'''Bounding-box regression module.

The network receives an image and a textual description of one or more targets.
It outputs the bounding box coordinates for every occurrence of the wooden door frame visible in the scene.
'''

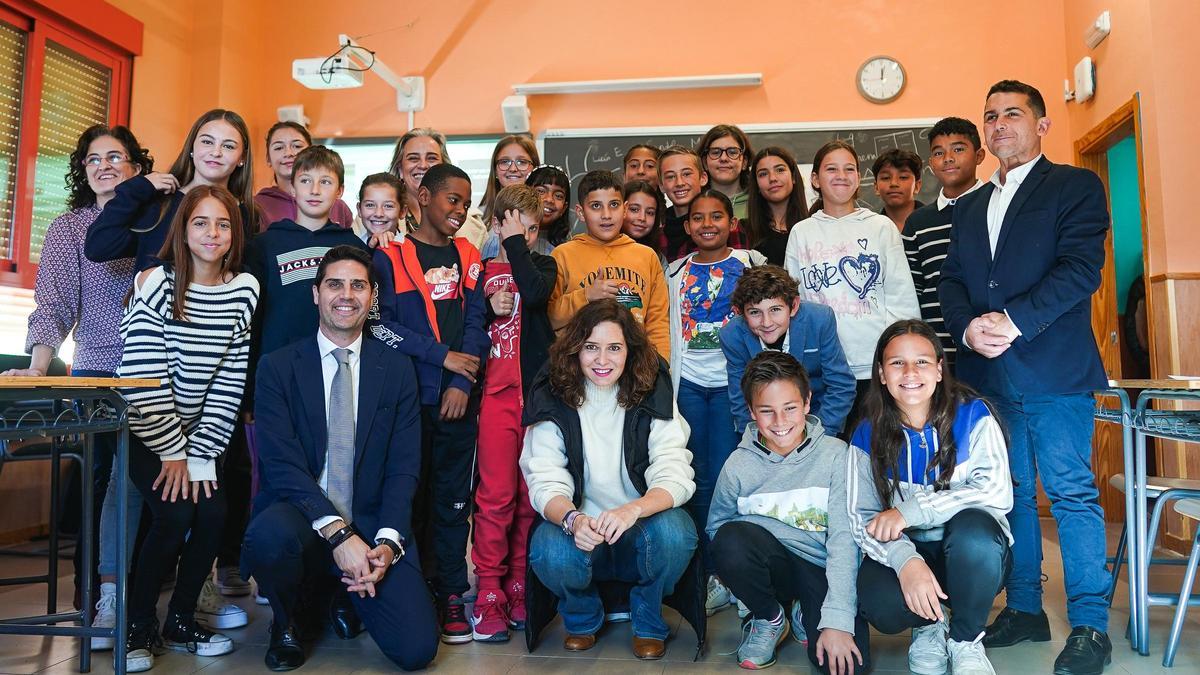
[1073,94,1153,521]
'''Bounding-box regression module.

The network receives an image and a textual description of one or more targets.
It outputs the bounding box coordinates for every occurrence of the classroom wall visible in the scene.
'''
[106,0,1075,190]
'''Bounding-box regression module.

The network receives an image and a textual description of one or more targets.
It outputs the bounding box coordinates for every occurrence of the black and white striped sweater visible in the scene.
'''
[119,266,259,481]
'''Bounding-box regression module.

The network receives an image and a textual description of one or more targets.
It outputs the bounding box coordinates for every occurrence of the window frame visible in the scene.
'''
[0,1,133,288]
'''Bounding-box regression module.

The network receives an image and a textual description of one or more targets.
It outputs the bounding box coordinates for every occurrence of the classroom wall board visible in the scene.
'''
[542,120,942,226]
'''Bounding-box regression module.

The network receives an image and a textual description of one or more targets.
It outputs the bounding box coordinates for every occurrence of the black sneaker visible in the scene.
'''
[439,594,472,644]
[983,606,1052,648]
[1053,626,1111,675]
[161,611,235,657]
[121,618,162,673]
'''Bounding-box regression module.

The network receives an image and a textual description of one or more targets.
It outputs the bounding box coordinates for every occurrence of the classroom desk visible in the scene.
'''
[1100,379,1200,656]
[0,377,156,675]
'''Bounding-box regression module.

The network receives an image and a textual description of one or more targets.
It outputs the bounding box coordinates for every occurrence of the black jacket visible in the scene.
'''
[521,360,707,658]
[484,234,557,396]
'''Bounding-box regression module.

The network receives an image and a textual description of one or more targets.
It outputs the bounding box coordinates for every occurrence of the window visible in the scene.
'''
[0,2,133,287]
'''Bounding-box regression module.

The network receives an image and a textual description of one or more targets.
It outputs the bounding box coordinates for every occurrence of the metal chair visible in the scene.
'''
[1163,498,1200,667]
[1106,473,1200,606]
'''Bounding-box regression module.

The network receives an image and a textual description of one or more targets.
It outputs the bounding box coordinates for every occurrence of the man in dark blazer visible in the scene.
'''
[242,245,438,671]
[939,80,1111,675]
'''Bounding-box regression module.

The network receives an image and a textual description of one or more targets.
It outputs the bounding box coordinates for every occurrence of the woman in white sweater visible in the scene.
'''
[118,185,259,672]
[785,141,920,432]
[520,299,697,660]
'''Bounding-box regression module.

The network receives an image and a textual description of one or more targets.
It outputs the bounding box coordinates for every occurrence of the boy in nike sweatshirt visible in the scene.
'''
[708,351,870,672]
[548,170,671,360]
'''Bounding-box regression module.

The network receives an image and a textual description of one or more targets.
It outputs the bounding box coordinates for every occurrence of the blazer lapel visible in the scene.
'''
[354,338,385,473]
[295,338,328,471]
[960,183,994,263]
[992,156,1051,263]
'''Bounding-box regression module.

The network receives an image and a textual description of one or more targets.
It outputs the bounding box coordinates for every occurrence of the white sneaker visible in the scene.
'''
[90,583,116,651]
[736,598,750,620]
[705,575,732,616]
[948,632,995,675]
[195,577,248,630]
[254,590,270,606]
[909,614,949,675]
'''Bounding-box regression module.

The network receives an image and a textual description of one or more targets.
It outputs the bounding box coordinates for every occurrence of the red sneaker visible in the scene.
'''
[506,579,526,630]
[471,588,510,643]
[439,594,473,644]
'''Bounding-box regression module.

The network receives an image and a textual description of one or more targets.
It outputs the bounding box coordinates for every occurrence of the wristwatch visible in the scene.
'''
[326,524,357,550]
[375,537,405,566]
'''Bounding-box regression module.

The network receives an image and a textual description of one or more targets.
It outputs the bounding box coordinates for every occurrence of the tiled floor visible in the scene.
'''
[0,519,1197,673]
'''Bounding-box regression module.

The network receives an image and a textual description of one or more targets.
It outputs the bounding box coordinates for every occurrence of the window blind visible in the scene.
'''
[0,20,26,261]
[28,39,110,264]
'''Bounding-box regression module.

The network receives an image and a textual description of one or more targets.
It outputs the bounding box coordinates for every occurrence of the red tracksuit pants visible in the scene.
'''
[471,385,536,589]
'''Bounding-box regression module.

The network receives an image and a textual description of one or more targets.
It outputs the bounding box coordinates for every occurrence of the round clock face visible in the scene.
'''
[857,56,906,104]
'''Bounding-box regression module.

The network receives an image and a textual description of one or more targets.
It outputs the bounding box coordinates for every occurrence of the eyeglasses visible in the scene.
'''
[496,158,533,170]
[706,147,744,160]
[84,152,131,168]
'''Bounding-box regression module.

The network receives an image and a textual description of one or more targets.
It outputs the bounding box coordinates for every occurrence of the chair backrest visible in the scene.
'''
[0,354,67,376]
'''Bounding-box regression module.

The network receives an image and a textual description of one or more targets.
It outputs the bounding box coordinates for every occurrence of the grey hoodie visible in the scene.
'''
[706,416,859,634]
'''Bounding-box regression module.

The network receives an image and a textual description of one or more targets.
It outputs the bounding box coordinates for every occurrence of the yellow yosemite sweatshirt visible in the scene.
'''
[549,233,672,360]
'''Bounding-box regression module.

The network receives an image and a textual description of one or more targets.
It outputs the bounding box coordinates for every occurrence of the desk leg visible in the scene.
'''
[114,423,128,675]
[79,432,94,674]
[1122,420,1139,651]
[1135,428,1150,656]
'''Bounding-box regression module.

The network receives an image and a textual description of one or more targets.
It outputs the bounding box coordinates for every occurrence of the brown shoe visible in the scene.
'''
[564,633,596,651]
[632,636,665,660]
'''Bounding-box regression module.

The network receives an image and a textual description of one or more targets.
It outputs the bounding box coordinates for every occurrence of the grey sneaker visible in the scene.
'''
[909,614,949,675]
[706,575,732,616]
[215,566,252,597]
[788,599,808,645]
[196,577,248,630]
[90,583,116,651]
[948,632,996,675]
[736,609,791,669]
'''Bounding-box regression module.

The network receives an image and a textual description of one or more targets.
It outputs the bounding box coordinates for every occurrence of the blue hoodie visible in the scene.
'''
[720,301,856,434]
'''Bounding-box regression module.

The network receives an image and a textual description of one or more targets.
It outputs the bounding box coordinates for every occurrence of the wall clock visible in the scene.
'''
[857,56,906,104]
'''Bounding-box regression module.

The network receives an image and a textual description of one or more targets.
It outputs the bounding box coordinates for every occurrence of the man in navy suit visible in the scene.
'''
[242,245,438,671]
[940,80,1111,675]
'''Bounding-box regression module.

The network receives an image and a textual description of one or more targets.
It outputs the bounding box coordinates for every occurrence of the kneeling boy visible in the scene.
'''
[707,351,870,672]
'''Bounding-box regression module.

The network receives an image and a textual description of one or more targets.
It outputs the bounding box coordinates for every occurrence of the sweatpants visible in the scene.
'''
[712,520,872,673]
[414,397,479,600]
[857,509,1011,642]
[471,386,536,590]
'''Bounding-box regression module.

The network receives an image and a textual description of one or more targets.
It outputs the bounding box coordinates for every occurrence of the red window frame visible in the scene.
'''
[0,1,134,288]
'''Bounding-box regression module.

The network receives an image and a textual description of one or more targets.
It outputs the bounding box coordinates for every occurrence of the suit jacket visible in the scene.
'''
[938,156,1109,395]
[251,334,422,542]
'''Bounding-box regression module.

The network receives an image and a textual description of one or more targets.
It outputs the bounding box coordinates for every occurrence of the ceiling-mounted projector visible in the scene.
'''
[292,56,363,89]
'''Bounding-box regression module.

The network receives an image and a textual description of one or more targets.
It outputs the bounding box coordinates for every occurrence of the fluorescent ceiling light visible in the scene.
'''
[513,73,762,96]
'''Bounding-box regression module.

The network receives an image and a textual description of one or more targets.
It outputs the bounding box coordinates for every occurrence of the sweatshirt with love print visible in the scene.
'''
[784,208,920,379]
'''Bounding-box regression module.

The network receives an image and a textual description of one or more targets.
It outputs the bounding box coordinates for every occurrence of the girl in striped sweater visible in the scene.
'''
[846,320,1012,675]
[118,186,259,672]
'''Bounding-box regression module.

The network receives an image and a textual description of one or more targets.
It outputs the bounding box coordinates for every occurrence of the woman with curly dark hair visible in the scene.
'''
[520,299,699,660]
[1,124,153,647]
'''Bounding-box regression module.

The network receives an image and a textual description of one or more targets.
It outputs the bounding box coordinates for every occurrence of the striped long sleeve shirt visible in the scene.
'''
[119,266,259,482]
[845,398,1012,573]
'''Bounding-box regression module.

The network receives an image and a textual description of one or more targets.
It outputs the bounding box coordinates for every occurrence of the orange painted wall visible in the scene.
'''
[107,0,1077,190]
[1062,0,1200,277]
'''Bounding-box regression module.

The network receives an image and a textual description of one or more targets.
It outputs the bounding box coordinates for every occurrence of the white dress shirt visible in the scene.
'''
[962,156,1043,349]
[936,179,984,212]
[985,155,1043,256]
[311,329,400,546]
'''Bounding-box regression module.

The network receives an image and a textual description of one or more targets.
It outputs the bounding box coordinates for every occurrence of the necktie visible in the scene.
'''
[326,347,355,521]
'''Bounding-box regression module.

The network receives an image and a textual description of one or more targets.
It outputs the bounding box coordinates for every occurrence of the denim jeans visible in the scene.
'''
[69,369,141,580]
[529,507,697,640]
[676,378,737,574]
[987,370,1109,631]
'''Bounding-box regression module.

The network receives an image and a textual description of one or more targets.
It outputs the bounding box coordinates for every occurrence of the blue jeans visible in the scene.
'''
[69,369,141,580]
[676,378,737,574]
[988,371,1109,631]
[529,507,697,640]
